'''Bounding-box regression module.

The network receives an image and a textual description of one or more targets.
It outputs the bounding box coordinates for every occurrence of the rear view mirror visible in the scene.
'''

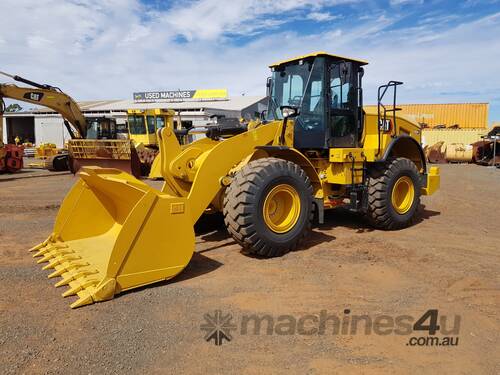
[266,77,272,97]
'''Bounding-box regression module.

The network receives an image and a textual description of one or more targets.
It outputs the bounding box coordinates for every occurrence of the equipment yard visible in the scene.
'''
[1,163,498,374]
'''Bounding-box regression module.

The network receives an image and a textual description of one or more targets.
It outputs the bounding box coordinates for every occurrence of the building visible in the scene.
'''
[2,91,267,148]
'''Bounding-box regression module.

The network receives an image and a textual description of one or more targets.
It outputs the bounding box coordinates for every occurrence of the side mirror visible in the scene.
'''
[266,77,272,97]
[280,105,299,119]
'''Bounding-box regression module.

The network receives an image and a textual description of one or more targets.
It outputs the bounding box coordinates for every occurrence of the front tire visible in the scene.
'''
[366,157,422,230]
[223,158,313,257]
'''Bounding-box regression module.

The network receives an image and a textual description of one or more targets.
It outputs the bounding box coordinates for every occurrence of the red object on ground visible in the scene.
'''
[0,144,24,173]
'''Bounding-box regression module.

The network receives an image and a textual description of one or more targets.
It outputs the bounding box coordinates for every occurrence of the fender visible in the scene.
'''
[381,135,427,173]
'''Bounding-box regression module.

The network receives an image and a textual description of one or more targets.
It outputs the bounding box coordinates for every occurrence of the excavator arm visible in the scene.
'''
[0,71,87,139]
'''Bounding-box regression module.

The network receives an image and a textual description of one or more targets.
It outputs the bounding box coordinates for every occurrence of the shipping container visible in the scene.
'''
[364,103,488,129]
[421,128,486,147]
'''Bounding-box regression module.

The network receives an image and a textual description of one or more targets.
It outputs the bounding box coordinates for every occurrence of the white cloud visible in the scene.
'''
[161,0,356,41]
[307,11,340,22]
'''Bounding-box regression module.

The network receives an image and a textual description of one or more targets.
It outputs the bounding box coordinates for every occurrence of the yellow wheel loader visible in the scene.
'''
[30,52,440,308]
[126,108,183,178]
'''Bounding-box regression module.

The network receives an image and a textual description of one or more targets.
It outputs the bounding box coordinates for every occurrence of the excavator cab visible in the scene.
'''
[267,53,367,150]
[86,117,119,140]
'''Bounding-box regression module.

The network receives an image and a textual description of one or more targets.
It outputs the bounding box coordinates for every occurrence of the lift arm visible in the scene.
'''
[0,71,87,139]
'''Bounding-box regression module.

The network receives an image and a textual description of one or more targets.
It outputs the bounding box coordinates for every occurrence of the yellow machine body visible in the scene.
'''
[127,108,174,146]
[30,52,440,307]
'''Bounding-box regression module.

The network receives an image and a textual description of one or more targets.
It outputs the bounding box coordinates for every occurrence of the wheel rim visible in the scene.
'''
[391,176,415,214]
[263,184,301,233]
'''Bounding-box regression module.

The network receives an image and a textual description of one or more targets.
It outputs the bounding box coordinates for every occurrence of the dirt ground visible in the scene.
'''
[0,164,499,374]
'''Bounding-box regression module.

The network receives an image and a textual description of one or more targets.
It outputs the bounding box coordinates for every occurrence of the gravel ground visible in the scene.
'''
[0,164,499,374]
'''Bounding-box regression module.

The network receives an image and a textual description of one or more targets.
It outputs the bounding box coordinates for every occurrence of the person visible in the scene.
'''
[14,135,21,145]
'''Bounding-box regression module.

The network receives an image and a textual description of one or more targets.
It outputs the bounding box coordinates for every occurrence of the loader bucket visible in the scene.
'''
[30,166,195,308]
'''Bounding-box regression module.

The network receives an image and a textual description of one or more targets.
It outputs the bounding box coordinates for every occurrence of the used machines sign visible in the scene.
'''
[133,89,228,102]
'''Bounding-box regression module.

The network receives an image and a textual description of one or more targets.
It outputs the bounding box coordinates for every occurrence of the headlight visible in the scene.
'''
[281,106,298,118]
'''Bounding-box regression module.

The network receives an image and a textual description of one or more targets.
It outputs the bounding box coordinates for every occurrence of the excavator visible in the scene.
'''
[0,71,140,175]
[29,52,440,308]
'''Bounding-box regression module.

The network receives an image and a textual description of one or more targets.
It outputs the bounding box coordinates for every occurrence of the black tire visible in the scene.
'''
[366,157,422,230]
[51,155,69,171]
[223,158,313,257]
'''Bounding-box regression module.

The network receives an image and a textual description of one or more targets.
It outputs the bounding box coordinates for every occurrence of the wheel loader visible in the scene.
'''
[125,108,187,179]
[30,52,440,308]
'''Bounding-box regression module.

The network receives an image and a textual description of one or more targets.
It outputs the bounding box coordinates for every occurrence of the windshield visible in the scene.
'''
[266,58,324,122]
[128,115,146,134]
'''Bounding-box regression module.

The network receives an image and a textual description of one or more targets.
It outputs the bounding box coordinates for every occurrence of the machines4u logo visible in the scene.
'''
[201,309,460,347]
[200,310,237,346]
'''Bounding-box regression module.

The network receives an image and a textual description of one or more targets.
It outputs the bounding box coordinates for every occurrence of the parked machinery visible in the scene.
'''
[0,71,139,174]
[125,108,175,177]
[0,88,24,172]
[30,52,440,308]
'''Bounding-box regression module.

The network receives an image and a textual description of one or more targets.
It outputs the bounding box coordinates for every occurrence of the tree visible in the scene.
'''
[5,103,23,112]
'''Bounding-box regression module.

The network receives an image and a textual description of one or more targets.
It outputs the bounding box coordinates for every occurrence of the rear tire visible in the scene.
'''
[366,157,422,230]
[223,158,313,257]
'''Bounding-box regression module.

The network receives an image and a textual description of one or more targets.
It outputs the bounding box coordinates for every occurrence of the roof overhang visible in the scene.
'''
[270,51,368,68]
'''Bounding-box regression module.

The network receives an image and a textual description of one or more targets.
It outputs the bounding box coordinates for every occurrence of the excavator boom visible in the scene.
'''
[0,71,87,139]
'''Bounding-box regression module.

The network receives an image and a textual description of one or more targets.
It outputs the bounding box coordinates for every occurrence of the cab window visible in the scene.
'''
[282,74,304,107]
[146,116,156,134]
[156,116,165,129]
[330,78,351,109]
[128,115,146,134]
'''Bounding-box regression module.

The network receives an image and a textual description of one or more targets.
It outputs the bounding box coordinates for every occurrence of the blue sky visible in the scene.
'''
[1,0,499,123]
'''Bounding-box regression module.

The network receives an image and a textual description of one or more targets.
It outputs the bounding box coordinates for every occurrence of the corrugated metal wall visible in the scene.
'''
[421,129,486,147]
[365,103,488,129]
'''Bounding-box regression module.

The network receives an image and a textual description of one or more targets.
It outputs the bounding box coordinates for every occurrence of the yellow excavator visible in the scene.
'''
[0,71,140,174]
[30,52,440,308]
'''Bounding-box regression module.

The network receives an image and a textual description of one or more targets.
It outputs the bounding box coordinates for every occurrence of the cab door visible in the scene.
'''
[327,61,359,148]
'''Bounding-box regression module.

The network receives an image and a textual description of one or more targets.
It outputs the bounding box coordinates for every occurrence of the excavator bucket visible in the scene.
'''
[30,166,195,308]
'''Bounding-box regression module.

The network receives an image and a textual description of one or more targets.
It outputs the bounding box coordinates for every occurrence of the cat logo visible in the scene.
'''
[23,92,44,102]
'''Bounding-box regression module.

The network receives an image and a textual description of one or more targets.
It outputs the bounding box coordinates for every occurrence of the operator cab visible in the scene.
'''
[127,109,171,145]
[267,52,367,150]
[86,117,118,140]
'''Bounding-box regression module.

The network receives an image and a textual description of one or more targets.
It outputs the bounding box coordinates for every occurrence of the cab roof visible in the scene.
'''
[269,51,368,68]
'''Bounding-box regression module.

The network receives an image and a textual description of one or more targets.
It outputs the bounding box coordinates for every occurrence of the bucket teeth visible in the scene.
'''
[36,248,74,263]
[62,279,99,298]
[29,239,49,252]
[70,293,94,309]
[42,255,81,270]
[33,246,53,258]
[33,245,70,259]
[47,261,89,279]
[54,270,98,287]
[30,238,66,254]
